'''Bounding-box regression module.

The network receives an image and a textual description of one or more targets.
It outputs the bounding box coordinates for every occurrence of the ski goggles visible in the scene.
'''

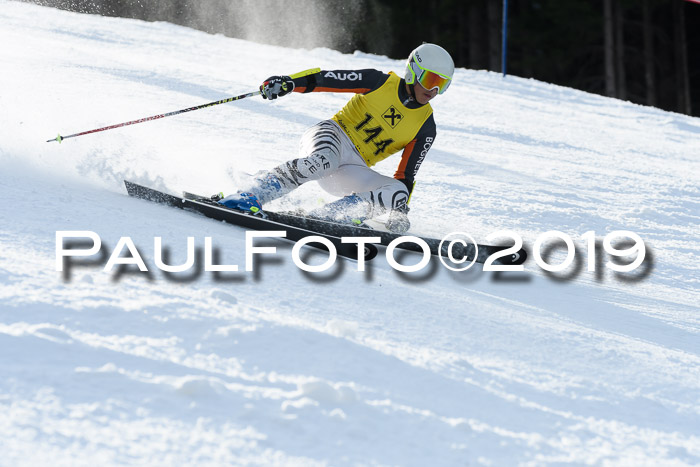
[408,58,452,94]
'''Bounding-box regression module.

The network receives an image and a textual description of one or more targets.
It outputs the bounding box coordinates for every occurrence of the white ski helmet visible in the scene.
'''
[405,43,455,94]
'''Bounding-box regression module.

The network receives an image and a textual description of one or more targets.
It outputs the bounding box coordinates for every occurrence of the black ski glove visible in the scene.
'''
[260,76,295,100]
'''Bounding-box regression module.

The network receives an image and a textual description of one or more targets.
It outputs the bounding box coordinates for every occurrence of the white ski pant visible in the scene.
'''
[253,120,409,216]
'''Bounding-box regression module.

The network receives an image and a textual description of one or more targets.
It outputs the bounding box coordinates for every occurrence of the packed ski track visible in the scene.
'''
[1,2,699,465]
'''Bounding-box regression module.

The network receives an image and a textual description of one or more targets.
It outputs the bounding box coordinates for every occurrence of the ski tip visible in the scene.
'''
[363,244,379,262]
[508,249,528,265]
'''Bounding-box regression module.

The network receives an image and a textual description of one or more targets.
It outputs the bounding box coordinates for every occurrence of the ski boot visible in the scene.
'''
[308,194,372,228]
[217,192,264,216]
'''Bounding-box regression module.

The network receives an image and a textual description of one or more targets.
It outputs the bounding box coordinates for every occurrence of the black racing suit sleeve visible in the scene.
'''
[292,69,389,94]
[393,114,437,198]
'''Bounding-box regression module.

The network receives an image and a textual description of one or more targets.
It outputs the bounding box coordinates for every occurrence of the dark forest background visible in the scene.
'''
[23,0,700,117]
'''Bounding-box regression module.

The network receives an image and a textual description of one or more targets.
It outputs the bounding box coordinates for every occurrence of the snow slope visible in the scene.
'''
[1,1,699,465]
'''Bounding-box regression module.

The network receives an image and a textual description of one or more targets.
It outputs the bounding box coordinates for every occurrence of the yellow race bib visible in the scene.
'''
[333,72,433,167]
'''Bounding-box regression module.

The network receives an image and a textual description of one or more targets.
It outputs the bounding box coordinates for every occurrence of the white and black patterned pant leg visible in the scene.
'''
[294,120,343,180]
[245,120,343,205]
[317,165,410,218]
[243,119,409,218]
[274,120,343,191]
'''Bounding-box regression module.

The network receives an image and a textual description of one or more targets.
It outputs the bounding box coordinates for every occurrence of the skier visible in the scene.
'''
[219,43,454,234]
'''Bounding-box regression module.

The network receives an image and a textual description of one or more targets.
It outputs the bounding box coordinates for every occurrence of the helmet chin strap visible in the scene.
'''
[402,80,418,106]
[408,82,417,101]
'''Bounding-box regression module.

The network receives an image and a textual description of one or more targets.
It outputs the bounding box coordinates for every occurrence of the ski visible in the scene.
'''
[124,181,378,263]
[182,192,527,266]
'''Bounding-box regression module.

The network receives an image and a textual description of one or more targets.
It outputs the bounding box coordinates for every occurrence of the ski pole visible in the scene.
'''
[46,90,260,143]
[47,67,320,143]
